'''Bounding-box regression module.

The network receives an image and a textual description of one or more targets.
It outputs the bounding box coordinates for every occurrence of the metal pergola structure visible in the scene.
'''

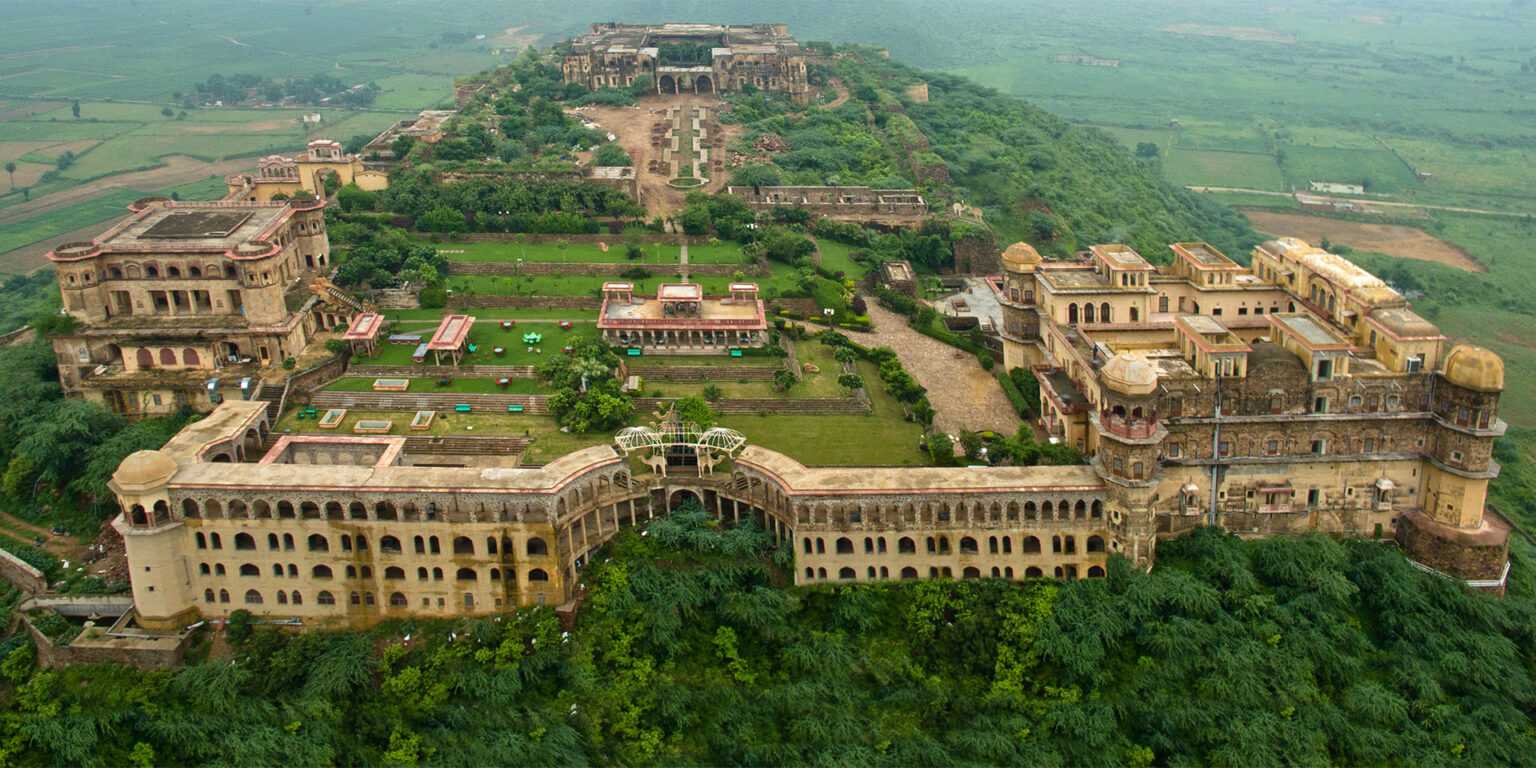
[614,418,747,478]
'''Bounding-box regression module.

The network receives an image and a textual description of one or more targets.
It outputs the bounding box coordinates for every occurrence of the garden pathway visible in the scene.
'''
[863,304,1022,438]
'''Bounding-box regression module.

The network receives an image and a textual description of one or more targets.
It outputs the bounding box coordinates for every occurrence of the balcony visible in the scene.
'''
[1093,410,1168,445]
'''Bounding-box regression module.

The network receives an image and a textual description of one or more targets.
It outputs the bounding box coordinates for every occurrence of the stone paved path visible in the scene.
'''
[863,303,1022,437]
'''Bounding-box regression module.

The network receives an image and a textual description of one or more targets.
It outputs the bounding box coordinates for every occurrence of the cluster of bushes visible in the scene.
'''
[538,338,633,432]
[819,332,934,428]
[328,224,446,291]
[370,169,641,234]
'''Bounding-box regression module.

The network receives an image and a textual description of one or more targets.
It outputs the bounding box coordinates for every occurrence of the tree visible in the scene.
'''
[701,384,723,401]
[837,373,864,392]
[1134,142,1160,159]
[3,161,14,190]
[593,142,631,166]
[773,368,798,392]
[55,151,75,171]
[417,206,466,233]
[161,106,174,118]
[70,100,80,119]
[672,395,716,430]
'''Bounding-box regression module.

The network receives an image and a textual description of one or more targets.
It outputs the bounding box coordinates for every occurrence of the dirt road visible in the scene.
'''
[863,304,1021,437]
[1186,186,1528,218]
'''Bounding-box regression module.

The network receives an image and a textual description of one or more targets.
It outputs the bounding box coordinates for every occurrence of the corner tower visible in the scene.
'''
[999,242,1043,370]
[1397,345,1511,591]
[110,450,198,628]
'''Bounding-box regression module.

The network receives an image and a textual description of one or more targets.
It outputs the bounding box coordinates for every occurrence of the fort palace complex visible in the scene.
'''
[562,23,810,101]
[82,206,1510,628]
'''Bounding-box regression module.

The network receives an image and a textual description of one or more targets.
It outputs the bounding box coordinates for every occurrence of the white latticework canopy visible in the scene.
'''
[614,426,663,453]
[613,421,747,457]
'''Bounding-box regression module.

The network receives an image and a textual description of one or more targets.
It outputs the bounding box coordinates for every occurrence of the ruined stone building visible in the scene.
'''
[562,23,809,101]
[224,139,389,203]
[47,197,357,416]
[106,237,1509,631]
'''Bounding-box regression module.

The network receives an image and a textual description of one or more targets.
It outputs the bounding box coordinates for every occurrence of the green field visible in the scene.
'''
[1278,146,1419,194]
[1164,149,1285,191]
[446,263,804,300]
[322,376,553,394]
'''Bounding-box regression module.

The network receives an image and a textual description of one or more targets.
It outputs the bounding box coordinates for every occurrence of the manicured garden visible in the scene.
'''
[426,239,682,264]
[352,321,597,367]
[321,377,553,395]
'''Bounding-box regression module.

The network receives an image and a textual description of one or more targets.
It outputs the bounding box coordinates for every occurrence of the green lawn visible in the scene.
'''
[354,322,596,367]
[683,242,750,264]
[432,239,682,264]
[630,354,780,367]
[727,357,926,466]
[814,239,871,278]
[322,377,552,395]
[447,263,804,301]
[383,307,596,323]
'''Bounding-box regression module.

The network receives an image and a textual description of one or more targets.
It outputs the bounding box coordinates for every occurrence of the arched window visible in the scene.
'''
[291,591,302,605]
[277,590,288,605]
[429,536,440,555]
[963,567,981,579]
[1025,566,1042,578]
[282,533,294,550]
[900,567,918,580]
[380,535,401,553]
[345,565,357,578]
[267,533,279,550]
[159,348,176,366]
[487,537,498,555]
[835,537,854,554]
[456,567,477,581]
[204,589,215,603]
[196,532,207,549]
[1068,304,1079,324]
[453,536,473,555]
[244,589,263,605]
[181,499,199,518]
[1091,500,1103,519]
[959,536,978,554]
[182,348,200,366]
[219,589,230,603]
[277,502,295,519]
[318,591,335,605]
[898,537,915,554]
[802,538,812,554]
[234,533,255,550]
[432,567,443,581]
[1023,536,1041,554]
[1100,303,1111,322]
[349,501,367,519]
[1084,303,1096,323]
[389,592,407,607]
[272,563,284,577]
[136,348,154,369]
[215,564,226,576]
[490,568,501,581]
[1130,307,1139,322]
[413,535,425,554]
[354,535,367,551]
[312,565,333,579]
[804,567,814,580]
[1088,565,1106,578]
[384,566,405,580]
[416,567,428,581]
[308,533,329,552]
[1087,535,1106,553]
[527,537,548,556]
[527,568,549,582]
[838,567,856,580]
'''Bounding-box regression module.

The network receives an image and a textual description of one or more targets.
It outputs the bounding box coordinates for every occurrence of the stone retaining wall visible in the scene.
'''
[348,364,538,379]
[448,261,748,277]
[448,295,601,310]
[0,549,47,594]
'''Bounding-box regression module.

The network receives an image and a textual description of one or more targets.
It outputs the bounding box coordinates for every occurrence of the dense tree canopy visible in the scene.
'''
[2,513,1533,765]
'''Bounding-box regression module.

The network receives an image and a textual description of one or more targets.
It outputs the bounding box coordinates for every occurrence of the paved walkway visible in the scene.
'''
[863,304,1022,437]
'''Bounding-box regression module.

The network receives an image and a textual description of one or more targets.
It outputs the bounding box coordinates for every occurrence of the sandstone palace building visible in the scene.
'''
[45,197,361,417]
[562,23,810,101]
[100,233,1511,630]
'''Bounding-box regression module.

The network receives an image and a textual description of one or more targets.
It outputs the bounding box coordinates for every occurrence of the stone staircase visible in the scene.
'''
[634,397,868,415]
[254,382,286,423]
[308,391,551,414]
[629,365,777,382]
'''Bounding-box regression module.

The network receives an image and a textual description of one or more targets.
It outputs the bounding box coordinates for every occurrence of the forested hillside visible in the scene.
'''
[3,510,1532,766]
[728,47,1258,260]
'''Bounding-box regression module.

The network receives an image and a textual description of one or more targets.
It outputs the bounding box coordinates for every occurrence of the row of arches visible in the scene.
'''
[198,561,550,585]
[805,534,1106,556]
[804,564,1107,581]
[792,497,1105,527]
[1066,302,1138,325]
[201,530,550,558]
[105,262,238,281]
[136,347,202,369]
